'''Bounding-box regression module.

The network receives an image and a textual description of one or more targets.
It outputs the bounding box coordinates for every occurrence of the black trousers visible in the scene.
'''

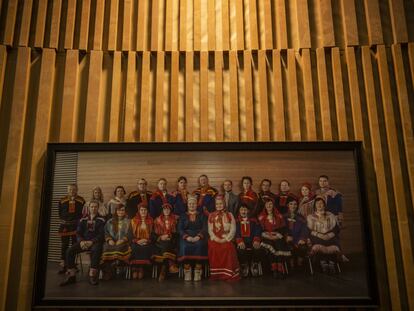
[61,235,77,261]
[66,242,103,269]
[237,248,264,264]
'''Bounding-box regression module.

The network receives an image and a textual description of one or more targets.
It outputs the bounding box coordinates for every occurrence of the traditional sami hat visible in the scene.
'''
[262,196,275,204]
[137,202,148,209]
[301,182,312,190]
[162,203,173,210]
[286,196,298,205]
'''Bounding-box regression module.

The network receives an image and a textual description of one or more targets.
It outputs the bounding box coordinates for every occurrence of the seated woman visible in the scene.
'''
[149,178,174,219]
[238,176,259,217]
[235,204,263,278]
[106,185,127,218]
[307,196,341,274]
[153,203,179,281]
[82,186,108,219]
[258,198,291,279]
[178,195,208,281]
[208,195,240,281]
[285,197,309,270]
[100,203,131,280]
[129,203,155,280]
[60,200,105,286]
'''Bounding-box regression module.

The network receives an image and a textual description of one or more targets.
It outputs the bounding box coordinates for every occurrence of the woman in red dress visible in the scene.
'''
[208,195,240,281]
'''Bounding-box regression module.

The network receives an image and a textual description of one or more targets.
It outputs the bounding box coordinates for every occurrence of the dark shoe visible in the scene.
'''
[57,266,67,274]
[241,264,249,278]
[59,275,76,286]
[89,275,99,285]
[250,262,259,277]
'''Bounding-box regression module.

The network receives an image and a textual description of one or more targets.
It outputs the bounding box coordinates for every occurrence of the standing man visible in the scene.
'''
[126,178,152,218]
[193,175,218,215]
[315,175,343,226]
[58,184,85,274]
[222,180,240,217]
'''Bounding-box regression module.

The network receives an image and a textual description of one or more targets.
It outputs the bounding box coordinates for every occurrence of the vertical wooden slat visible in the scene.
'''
[107,0,119,51]
[16,49,56,311]
[272,50,286,140]
[0,47,31,310]
[229,51,239,141]
[287,49,301,140]
[125,51,137,141]
[169,51,179,141]
[165,0,173,51]
[208,0,216,50]
[18,0,33,46]
[84,51,103,141]
[345,47,363,140]
[392,43,414,238]
[244,50,254,141]
[122,0,132,51]
[258,50,270,140]
[215,51,224,141]
[60,50,79,142]
[93,0,105,50]
[248,0,259,50]
[363,0,383,45]
[301,49,317,140]
[193,0,201,51]
[136,0,148,51]
[361,46,401,310]
[316,47,332,140]
[139,52,150,141]
[151,0,159,51]
[331,47,348,140]
[318,0,335,47]
[274,0,288,49]
[155,51,165,141]
[377,45,414,309]
[222,0,230,51]
[78,0,91,50]
[296,0,311,49]
[0,46,6,114]
[179,0,187,51]
[48,0,62,49]
[388,0,408,43]
[235,0,244,50]
[185,51,194,141]
[109,51,122,142]
[340,0,359,46]
[3,0,18,45]
[200,51,209,141]
[64,0,77,49]
[263,0,273,49]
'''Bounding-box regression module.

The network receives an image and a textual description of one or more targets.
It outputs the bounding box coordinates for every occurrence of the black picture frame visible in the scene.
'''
[33,141,379,308]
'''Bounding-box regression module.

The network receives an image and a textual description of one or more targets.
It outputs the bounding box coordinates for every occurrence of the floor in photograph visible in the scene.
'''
[44,254,371,302]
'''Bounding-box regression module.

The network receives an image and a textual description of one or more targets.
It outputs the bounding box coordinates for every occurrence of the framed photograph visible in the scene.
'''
[33,142,378,308]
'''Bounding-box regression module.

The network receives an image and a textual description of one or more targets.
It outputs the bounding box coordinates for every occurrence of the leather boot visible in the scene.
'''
[60,269,76,286]
[158,265,167,282]
[138,267,144,279]
[89,268,99,285]
[194,264,202,281]
[184,264,192,281]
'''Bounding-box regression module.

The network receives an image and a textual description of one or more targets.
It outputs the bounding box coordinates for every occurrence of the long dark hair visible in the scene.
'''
[112,204,125,234]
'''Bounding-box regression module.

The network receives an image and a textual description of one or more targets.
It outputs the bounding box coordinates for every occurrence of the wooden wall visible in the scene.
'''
[0,0,413,310]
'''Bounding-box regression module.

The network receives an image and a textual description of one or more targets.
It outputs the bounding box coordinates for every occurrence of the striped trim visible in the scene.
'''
[58,231,77,237]
[130,259,152,265]
[261,242,291,257]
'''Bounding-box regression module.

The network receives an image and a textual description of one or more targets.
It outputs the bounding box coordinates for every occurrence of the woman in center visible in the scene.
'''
[208,195,240,281]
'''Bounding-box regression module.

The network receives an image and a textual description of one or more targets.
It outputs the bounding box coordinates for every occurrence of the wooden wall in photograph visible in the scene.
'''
[0,0,413,310]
